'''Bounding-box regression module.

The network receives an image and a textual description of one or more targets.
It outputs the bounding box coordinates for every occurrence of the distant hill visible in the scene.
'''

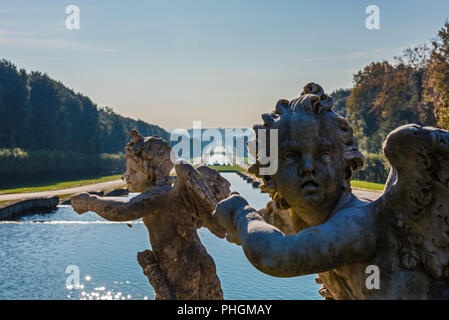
[0,59,169,185]
[0,58,169,154]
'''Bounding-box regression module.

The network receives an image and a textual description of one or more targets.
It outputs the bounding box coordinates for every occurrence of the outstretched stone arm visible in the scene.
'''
[237,206,378,277]
[71,186,171,221]
[214,195,378,277]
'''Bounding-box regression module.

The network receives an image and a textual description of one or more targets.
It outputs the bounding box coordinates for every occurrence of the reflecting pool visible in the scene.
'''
[0,172,321,300]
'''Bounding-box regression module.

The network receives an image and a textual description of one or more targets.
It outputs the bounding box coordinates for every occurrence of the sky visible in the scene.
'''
[1,0,449,130]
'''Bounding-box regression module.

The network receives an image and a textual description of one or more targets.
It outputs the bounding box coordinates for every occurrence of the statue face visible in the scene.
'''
[123,155,150,192]
[271,114,345,226]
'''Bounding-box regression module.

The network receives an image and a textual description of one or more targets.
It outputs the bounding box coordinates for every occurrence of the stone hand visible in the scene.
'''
[212,193,249,244]
[71,192,92,215]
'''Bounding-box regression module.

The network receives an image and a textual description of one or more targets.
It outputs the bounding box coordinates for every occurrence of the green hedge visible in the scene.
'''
[0,148,125,184]
[353,152,389,183]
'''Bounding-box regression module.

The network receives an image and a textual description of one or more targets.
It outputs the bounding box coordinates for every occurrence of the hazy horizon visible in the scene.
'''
[1,0,449,129]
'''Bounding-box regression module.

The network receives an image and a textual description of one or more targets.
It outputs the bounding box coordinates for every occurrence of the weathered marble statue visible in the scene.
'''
[71,132,230,300]
[213,83,449,299]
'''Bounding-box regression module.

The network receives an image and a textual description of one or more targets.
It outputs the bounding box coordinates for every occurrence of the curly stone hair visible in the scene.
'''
[248,82,365,209]
[125,130,174,186]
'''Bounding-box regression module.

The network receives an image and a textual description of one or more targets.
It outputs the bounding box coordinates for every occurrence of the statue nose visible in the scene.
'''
[298,156,315,177]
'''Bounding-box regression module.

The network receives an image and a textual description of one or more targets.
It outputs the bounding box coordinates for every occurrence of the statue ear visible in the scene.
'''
[344,165,352,181]
[262,176,290,210]
[343,157,363,188]
[145,163,155,181]
[262,175,276,190]
[273,192,290,210]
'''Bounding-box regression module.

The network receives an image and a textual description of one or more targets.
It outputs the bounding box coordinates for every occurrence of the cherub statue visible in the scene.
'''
[213,83,449,299]
[71,132,230,300]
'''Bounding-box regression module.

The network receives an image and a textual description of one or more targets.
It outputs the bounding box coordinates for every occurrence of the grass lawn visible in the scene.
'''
[351,180,385,191]
[207,165,246,172]
[0,175,123,194]
[0,166,380,195]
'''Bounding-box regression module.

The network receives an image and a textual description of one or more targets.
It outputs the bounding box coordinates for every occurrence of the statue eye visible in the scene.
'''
[282,152,295,164]
[320,152,331,162]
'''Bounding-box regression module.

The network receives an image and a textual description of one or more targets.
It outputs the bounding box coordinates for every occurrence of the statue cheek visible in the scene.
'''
[315,163,331,178]
[326,162,342,177]
[284,164,300,179]
[275,167,290,183]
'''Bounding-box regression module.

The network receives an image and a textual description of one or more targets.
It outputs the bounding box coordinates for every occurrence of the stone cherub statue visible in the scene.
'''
[71,132,231,300]
[213,83,449,299]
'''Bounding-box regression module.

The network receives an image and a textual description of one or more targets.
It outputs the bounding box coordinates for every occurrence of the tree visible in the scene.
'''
[0,59,28,148]
[331,88,351,118]
[423,21,449,130]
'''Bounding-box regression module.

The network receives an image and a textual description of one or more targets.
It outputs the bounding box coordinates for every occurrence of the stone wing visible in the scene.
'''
[196,166,231,202]
[173,162,227,238]
[376,124,449,279]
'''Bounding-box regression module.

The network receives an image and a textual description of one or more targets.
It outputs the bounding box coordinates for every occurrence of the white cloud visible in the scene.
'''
[0,8,51,14]
[0,29,115,52]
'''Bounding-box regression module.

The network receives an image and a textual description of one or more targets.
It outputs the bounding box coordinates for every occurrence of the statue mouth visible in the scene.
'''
[300,180,319,191]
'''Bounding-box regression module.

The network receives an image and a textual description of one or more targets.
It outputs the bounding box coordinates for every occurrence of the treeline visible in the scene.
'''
[0,59,169,185]
[330,21,449,183]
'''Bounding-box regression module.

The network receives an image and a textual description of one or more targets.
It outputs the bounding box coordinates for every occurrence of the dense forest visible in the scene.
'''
[330,21,449,183]
[0,59,168,185]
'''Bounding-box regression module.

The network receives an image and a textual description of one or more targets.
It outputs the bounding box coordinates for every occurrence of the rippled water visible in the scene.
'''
[0,172,321,300]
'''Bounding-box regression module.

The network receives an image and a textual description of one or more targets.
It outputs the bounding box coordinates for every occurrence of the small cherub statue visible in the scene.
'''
[213,83,449,299]
[71,131,230,300]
